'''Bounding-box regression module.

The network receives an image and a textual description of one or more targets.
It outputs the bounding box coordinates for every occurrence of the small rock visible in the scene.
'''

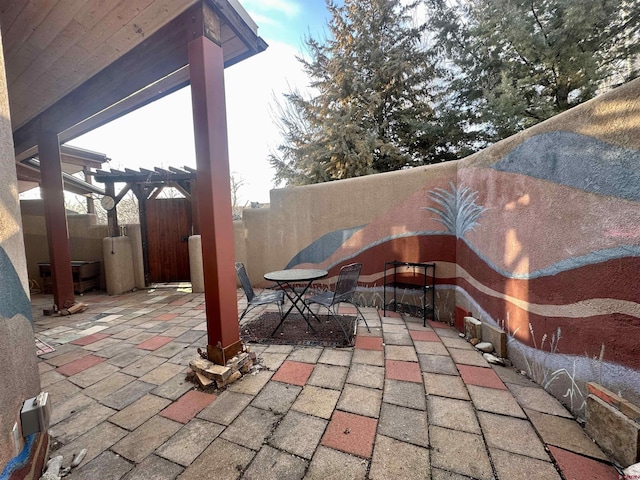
[469,338,479,346]
[624,462,640,477]
[195,372,214,387]
[475,342,494,353]
[40,455,63,480]
[483,353,505,365]
[70,448,87,468]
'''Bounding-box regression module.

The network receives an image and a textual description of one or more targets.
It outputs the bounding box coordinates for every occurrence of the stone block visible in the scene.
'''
[587,382,640,423]
[216,370,241,388]
[586,394,640,467]
[464,316,482,341]
[189,357,232,382]
[189,352,251,385]
[481,322,507,358]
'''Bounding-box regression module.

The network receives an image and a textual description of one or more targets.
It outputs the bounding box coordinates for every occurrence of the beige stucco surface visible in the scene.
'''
[0,37,41,470]
[103,236,135,295]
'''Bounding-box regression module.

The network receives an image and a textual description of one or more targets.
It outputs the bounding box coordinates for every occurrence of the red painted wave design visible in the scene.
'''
[317,234,639,370]
[456,239,640,305]
[321,235,638,305]
[323,235,457,280]
[458,276,640,370]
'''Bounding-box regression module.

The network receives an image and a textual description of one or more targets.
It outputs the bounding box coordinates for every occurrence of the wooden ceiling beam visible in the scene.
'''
[56,66,190,151]
[12,3,200,158]
[15,162,41,183]
[12,1,267,161]
[208,0,267,67]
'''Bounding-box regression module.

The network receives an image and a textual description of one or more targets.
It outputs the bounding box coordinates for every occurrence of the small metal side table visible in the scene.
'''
[383,261,436,327]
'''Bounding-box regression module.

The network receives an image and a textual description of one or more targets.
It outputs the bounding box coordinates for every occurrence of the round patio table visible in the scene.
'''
[264,268,328,335]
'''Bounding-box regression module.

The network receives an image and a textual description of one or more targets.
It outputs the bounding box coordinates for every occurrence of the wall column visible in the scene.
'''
[38,131,75,309]
[188,16,241,365]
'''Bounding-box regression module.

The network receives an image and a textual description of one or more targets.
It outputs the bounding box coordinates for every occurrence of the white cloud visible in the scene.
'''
[242,0,301,18]
[247,12,282,29]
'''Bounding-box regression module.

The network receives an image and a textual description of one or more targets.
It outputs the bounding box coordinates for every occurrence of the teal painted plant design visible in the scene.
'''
[424,182,486,238]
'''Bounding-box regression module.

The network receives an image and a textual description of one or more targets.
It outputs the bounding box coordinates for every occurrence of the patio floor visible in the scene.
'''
[32,287,620,479]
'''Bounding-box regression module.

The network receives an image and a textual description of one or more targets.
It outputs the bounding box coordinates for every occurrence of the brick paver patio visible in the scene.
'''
[31,287,620,479]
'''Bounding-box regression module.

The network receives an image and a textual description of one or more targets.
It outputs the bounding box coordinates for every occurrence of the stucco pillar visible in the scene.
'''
[102,236,135,295]
[188,19,241,365]
[189,235,204,293]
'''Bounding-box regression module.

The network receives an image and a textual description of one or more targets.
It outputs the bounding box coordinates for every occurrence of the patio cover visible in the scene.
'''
[1,0,267,364]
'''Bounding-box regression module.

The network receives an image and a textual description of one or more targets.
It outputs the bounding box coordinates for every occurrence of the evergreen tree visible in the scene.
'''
[426,0,640,146]
[270,0,454,186]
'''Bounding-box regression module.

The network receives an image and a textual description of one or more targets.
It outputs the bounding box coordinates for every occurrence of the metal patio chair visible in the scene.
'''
[235,262,284,321]
[305,262,370,341]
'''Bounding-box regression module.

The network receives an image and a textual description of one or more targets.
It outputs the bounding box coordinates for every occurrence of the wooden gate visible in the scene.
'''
[146,198,192,283]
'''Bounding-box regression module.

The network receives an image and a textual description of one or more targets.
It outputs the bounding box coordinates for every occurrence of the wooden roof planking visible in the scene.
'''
[0,0,267,158]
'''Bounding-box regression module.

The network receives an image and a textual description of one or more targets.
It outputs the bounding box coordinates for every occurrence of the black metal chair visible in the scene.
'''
[235,262,284,321]
[305,263,369,341]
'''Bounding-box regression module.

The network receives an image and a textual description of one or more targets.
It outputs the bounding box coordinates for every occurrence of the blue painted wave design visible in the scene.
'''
[0,434,36,479]
[0,247,32,323]
[491,131,640,202]
[465,241,640,280]
[285,225,367,269]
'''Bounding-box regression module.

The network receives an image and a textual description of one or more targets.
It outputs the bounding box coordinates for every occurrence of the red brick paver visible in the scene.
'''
[71,333,110,346]
[137,336,173,351]
[548,446,618,480]
[385,360,422,383]
[457,364,507,390]
[381,310,401,318]
[169,299,190,306]
[272,361,314,386]
[160,390,217,424]
[55,355,106,376]
[338,305,358,314]
[321,411,378,458]
[354,336,384,351]
[427,320,453,329]
[409,330,441,342]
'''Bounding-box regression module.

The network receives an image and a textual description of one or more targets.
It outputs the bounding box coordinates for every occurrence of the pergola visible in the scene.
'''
[1,0,267,365]
[93,166,199,286]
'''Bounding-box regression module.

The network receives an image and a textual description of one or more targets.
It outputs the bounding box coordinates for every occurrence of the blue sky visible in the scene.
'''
[68,0,334,205]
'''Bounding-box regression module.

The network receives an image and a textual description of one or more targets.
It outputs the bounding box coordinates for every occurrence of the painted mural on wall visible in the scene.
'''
[0,246,32,323]
[284,165,462,326]
[456,131,640,414]
[284,127,640,416]
[0,244,42,476]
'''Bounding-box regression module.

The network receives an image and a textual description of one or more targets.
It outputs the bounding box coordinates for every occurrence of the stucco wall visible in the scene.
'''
[21,200,109,291]
[454,78,640,416]
[239,161,460,323]
[237,78,640,417]
[0,35,47,478]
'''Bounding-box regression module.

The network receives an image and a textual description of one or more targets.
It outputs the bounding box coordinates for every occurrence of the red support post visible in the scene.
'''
[188,34,242,365]
[38,131,75,310]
